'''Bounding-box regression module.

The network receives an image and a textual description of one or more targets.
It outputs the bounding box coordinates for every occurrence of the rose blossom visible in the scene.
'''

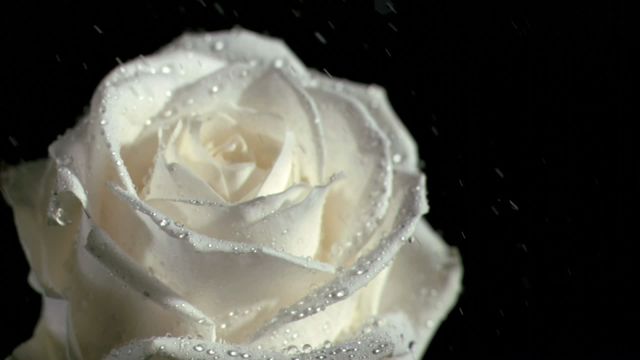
[2,29,462,360]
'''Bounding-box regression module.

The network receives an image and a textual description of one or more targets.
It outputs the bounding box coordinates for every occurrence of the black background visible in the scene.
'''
[0,0,635,358]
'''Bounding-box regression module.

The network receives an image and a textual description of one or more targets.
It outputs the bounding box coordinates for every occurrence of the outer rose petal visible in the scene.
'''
[306,86,393,266]
[379,219,463,357]
[252,171,427,340]
[167,29,309,78]
[310,74,419,172]
[1,160,79,298]
[107,184,337,344]
[66,219,216,359]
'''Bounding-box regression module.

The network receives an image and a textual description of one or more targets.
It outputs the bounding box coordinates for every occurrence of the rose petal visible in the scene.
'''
[250,265,392,351]
[10,297,68,360]
[108,184,337,343]
[50,49,225,210]
[85,227,215,330]
[148,177,335,259]
[304,86,393,266]
[310,73,419,171]
[238,67,325,185]
[167,28,309,78]
[64,217,216,359]
[102,329,401,360]
[158,62,327,188]
[1,160,79,298]
[251,170,427,340]
[378,219,463,356]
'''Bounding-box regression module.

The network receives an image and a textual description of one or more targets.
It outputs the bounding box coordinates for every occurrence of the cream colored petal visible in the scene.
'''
[109,184,336,343]
[255,130,295,198]
[85,227,215,331]
[305,86,393,266]
[146,176,338,259]
[166,28,309,78]
[379,219,463,357]
[160,63,325,186]
[250,264,391,352]
[49,49,225,214]
[10,297,68,360]
[65,216,216,360]
[1,160,79,298]
[239,68,325,185]
[145,156,226,205]
[102,326,403,360]
[310,72,419,171]
[252,171,427,340]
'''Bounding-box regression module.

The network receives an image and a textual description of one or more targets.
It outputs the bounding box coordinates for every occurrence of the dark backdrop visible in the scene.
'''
[0,1,635,359]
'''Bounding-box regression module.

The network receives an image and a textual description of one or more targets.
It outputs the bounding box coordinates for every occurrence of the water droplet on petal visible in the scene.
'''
[193,344,205,352]
[213,41,225,51]
[273,59,284,68]
[284,346,299,355]
[392,153,403,164]
[228,350,239,357]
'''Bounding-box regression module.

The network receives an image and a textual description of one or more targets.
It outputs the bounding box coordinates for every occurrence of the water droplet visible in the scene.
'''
[273,59,284,68]
[207,349,216,355]
[426,319,435,328]
[241,353,251,359]
[392,153,403,164]
[220,323,227,329]
[314,31,327,44]
[302,344,312,353]
[372,348,382,354]
[323,341,332,349]
[213,41,225,51]
[329,289,346,299]
[193,344,205,352]
[159,219,169,227]
[99,118,107,125]
[161,65,171,74]
[228,350,239,357]
[284,345,299,355]
[210,85,220,94]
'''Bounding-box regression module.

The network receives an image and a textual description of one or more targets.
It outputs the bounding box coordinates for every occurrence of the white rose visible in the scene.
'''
[2,29,462,360]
